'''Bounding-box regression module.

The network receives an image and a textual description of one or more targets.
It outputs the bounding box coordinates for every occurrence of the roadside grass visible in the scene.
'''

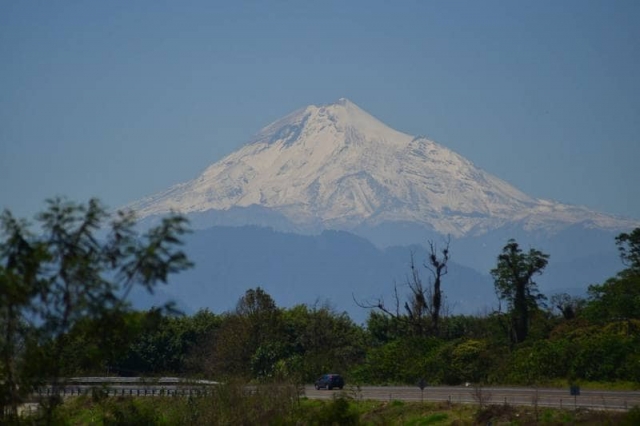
[28,387,640,425]
[355,399,472,425]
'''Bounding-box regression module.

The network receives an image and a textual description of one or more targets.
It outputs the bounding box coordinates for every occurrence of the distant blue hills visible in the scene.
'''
[129,224,624,324]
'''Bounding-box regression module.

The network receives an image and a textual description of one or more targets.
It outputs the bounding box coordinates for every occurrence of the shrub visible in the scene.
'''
[315,395,359,425]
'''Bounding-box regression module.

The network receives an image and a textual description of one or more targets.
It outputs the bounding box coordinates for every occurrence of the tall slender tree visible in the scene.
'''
[491,239,549,344]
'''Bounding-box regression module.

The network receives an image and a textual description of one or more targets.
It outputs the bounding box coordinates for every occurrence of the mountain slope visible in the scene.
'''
[127,99,637,237]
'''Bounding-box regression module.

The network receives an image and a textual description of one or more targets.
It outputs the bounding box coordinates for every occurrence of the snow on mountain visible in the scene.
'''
[127,99,637,237]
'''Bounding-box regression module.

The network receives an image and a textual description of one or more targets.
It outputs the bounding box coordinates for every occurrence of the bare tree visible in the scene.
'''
[403,253,436,336]
[354,252,430,336]
[550,292,585,320]
[354,238,451,337]
[425,238,450,335]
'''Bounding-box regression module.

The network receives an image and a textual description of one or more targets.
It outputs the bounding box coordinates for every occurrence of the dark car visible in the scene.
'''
[314,373,345,390]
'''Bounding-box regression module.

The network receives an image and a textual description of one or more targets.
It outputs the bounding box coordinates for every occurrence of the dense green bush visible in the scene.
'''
[352,337,441,384]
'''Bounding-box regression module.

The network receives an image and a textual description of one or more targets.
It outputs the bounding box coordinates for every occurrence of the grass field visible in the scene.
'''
[26,386,640,425]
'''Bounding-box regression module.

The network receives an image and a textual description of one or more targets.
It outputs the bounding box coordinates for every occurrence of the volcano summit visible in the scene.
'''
[127,99,636,239]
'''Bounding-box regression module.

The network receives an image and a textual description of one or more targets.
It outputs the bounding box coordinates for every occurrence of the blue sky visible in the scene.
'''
[2,0,639,221]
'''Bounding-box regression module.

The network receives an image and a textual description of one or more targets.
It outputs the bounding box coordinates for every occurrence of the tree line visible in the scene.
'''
[2,199,639,423]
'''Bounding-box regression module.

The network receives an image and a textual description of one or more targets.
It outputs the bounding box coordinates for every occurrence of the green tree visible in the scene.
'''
[365,311,410,345]
[202,288,285,381]
[201,295,367,384]
[616,228,640,274]
[56,309,151,376]
[568,326,639,381]
[491,239,549,344]
[236,287,286,380]
[0,198,192,422]
[204,313,253,380]
[281,303,366,382]
[584,229,640,327]
[0,212,48,419]
[354,336,440,384]
[585,273,640,326]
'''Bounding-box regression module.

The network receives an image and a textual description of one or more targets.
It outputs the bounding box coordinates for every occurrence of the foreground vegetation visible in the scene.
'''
[40,386,640,425]
[2,198,640,424]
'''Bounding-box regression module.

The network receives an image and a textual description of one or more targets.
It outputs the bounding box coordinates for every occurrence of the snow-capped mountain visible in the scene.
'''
[127,98,637,237]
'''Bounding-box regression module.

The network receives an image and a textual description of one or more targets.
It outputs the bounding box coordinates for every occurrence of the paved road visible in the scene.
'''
[304,385,640,411]
[36,379,640,411]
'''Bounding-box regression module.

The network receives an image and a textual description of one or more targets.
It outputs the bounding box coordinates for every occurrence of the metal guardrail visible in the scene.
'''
[36,377,220,398]
[66,376,219,385]
[38,387,213,398]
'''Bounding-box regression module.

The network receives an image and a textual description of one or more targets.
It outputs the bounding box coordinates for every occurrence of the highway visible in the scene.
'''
[304,385,640,411]
[35,379,640,411]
